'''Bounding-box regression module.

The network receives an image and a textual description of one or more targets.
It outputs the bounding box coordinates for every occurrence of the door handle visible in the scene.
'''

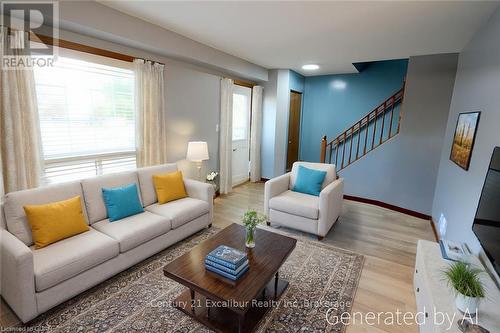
[233,148,237,151]
[288,141,292,144]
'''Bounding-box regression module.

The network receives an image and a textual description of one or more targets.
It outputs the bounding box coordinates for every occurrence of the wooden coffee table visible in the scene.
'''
[163,223,296,333]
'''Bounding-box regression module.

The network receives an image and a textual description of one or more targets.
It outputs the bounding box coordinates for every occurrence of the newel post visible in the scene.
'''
[320,135,327,163]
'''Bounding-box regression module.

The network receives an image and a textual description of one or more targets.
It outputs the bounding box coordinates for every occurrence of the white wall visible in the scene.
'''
[432,7,500,255]
[57,1,267,82]
[164,65,221,179]
[261,69,291,179]
[274,70,292,176]
[340,54,458,215]
[261,70,278,179]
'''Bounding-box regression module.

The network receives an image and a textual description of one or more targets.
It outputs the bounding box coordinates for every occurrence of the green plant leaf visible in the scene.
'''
[442,261,485,298]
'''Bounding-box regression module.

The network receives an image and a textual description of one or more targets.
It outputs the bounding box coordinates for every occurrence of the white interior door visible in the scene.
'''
[231,85,252,186]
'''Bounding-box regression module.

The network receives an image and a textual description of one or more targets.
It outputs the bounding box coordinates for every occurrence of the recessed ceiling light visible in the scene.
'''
[302,64,319,70]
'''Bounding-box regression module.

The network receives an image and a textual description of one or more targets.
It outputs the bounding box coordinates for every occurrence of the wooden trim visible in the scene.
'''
[344,195,432,220]
[320,136,327,163]
[32,33,135,63]
[234,79,255,88]
[430,219,440,242]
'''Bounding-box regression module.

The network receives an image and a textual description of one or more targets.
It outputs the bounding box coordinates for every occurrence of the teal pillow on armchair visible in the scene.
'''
[292,165,327,196]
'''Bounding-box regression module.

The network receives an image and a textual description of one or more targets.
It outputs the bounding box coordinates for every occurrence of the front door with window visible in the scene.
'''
[231,85,252,186]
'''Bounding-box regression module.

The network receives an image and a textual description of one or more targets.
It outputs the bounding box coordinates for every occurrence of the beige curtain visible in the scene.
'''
[219,78,234,194]
[134,59,167,167]
[0,152,4,197]
[0,28,43,194]
[250,86,263,182]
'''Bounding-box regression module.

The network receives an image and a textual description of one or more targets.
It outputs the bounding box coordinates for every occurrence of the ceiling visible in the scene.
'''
[99,1,498,76]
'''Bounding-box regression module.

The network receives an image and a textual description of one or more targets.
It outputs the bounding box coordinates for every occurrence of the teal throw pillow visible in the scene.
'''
[292,165,327,196]
[102,183,144,222]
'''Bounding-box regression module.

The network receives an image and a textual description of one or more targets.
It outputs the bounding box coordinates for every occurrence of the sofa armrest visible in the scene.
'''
[318,178,344,237]
[264,173,290,217]
[1,229,37,323]
[184,179,215,224]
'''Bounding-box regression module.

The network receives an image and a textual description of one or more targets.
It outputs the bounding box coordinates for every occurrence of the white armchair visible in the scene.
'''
[264,162,344,240]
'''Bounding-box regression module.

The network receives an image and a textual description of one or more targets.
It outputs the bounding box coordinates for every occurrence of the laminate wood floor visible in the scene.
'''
[1,181,435,332]
[214,182,436,333]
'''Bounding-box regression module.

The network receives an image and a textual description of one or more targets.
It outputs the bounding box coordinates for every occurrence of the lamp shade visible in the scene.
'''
[186,141,209,161]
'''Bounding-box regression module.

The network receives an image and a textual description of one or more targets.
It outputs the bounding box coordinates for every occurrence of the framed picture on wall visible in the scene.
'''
[450,111,481,171]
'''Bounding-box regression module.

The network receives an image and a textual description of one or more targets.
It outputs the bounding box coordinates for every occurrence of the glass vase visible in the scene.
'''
[245,227,255,248]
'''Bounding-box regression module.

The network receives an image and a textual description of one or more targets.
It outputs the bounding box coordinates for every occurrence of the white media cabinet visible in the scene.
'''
[414,240,500,332]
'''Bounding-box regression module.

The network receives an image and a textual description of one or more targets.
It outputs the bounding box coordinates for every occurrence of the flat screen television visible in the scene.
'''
[472,147,500,277]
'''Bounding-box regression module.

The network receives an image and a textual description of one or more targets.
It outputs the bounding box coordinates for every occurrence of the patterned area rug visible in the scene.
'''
[16,226,364,333]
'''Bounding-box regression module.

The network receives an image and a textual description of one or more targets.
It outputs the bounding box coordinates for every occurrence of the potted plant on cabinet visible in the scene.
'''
[444,261,485,316]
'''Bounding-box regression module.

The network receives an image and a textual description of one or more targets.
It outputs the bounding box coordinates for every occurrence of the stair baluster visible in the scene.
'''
[320,84,405,171]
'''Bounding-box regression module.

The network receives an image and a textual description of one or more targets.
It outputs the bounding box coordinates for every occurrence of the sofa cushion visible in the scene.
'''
[24,196,90,249]
[32,228,119,292]
[81,171,142,224]
[92,211,171,252]
[290,162,336,191]
[137,163,178,207]
[3,181,89,246]
[145,197,209,229]
[269,190,319,220]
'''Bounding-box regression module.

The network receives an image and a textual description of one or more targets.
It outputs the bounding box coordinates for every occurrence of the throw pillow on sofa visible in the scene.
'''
[24,196,89,249]
[292,165,327,196]
[102,183,144,222]
[153,170,187,204]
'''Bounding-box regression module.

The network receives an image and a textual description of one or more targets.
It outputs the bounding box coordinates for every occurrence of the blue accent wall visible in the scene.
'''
[289,70,305,93]
[300,59,408,162]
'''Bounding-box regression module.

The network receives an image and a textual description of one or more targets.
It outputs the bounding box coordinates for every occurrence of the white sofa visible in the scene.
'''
[0,163,214,323]
[264,162,344,240]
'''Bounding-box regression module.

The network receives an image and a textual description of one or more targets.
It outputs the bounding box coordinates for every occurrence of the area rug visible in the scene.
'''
[15,226,364,333]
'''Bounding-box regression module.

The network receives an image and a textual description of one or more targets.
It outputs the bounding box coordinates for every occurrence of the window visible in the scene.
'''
[232,90,250,141]
[34,51,136,184]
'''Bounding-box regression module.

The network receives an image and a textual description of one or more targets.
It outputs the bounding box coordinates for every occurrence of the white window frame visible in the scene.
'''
[34,47,137,184]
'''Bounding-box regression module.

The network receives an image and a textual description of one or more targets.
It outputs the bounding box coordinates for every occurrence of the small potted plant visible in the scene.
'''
[242,210,266,248]
[206,171,219,193]
[443,261,485,315]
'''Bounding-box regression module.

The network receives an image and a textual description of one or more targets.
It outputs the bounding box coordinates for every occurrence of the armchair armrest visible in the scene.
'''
[318,178,344,237]
[184,179,215,224]
[264,172,290,217]
[1,229,37,323]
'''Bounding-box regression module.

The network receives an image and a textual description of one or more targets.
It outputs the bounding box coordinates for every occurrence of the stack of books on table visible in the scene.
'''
[205,245,249,281]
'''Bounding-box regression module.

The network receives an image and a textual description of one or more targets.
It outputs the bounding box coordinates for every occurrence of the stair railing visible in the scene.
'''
[320,84,405,171]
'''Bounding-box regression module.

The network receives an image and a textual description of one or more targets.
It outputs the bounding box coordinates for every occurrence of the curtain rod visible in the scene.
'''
[134,57,165,66]
[2,25,165,65]
[22,30,166,65]
[221,77,256,88]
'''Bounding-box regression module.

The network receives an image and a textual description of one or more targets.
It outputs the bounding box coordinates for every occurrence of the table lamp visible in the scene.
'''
[186,141,209,180]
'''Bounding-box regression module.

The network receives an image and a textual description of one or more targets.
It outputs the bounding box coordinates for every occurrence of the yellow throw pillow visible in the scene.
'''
[24,196,89,249]
[153,171,188,204]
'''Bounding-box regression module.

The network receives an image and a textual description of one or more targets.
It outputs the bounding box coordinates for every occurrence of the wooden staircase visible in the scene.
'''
[320,84,405,171]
